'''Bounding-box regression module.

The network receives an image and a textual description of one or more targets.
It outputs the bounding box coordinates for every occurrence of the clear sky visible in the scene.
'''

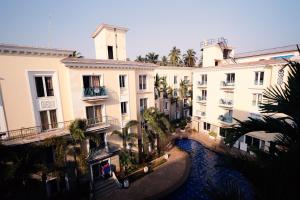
[0,0,299,60]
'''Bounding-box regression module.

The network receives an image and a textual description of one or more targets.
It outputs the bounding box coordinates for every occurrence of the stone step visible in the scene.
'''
[93,177,118,200]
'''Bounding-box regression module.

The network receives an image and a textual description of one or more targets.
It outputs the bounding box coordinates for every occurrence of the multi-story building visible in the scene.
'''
[0,24,157,191]
[154,66,193,120]
[192,38,299,152]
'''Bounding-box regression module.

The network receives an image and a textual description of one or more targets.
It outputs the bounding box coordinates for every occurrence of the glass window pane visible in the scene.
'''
[49,110,57,128]
[45,77,54,96]
[35,77,45,97]
[40,111,49,130]
[92,76,100,87]
[95,105,102,122]
[260,72,264,85]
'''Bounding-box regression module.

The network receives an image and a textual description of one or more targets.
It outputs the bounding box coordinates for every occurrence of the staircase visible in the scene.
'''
[92,177,118,200]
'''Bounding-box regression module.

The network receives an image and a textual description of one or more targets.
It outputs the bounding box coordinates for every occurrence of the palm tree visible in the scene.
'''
[112,120,139,151]
[143,107,171,153]
[183,49,197,67]
[161,56,168,66]
[135,55,145,62]
[69,51,83,58]
[168,46,181,66]
[179,80,188,99]
[145,52,159,64]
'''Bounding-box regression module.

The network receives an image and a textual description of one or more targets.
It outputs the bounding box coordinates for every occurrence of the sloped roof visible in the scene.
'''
[235,44,299,59]
[62,57,158,69]
[92,23,129,38]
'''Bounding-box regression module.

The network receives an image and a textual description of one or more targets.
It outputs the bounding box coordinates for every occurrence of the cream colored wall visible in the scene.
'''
[94,28,127,61]
[0,54,73,131]
[192,64,287,136]
[202,45,224,67]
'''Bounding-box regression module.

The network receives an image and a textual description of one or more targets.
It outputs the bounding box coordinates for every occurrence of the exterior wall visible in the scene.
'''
[154,66,193,120]
[0,54,73,131]
[192,63,289,138]
[94,27,127,61]
[0,82,7,133]
[202,45,224,67]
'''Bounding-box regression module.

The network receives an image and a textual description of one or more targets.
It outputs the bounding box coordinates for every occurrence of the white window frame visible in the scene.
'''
[254,71,264,85]
[139,75,147,90]
[201,74,207,84]
[34,75,54,98]
[226,73,235,83]
[203,122,211,131]
[252,93,262,106]
[140,98,148,112]
[174,76,177,84]
[119,75,126,89]
[121,101,128,115]
[164,101,168,110]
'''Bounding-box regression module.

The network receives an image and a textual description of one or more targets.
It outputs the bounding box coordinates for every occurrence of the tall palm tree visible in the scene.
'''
[183,49,197,67]
[168,46,181,66]
[135,55,145,62]
[161,56,168,66]
[143,107,171,153]
[112,120,139,150]
[179,80,188,99]
[145,52,159,64]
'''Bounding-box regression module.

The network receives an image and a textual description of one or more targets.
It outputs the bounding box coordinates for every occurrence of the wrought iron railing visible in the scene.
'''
[83,86,107,97]
[197,96,207,101]
[220,81,235,87]
[218,115,233,123]
[0,116,115,141]
[197,81,207,86]
[219,98,234,106]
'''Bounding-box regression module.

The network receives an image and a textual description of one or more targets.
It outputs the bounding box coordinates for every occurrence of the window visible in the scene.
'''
[140,98,147,112]
[203,122,211,131]
[139,75,147,90]
[184,99,188,107]
[174,76,177,84]
[254,71,264,85]
[107,46,113,59]
[184,76,188,81]
[86,105,103,124]
[35,76,54,97]
[164,101,168,110]
[119,75,126,88]
[121,102,128,115]
[40,109,57,131]
[252,93,262,106]
[201,90,207,99]
[174,89,178,97]
[201,74,207,84]
[226,73,235,83]
[245,135,260,149]
[220,128,229,137]
[83,75,100,88]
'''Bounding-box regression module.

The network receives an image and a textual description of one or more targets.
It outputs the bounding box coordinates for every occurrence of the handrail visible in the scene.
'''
[0,116,116,141]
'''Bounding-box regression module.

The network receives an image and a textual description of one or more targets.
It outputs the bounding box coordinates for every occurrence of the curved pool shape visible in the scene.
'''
[168,139,254,200]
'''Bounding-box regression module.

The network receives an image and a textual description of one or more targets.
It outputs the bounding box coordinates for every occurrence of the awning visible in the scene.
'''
[246,131,281,142]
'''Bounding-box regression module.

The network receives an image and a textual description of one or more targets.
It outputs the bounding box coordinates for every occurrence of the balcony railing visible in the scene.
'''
[196,96,207,102]
[0,116,115,142]
[220,81,235,88]
[197,81,207,87]
[218,115,233,123]
[196,110,206,117]
[83,86,108,98]
[219,98,234,107]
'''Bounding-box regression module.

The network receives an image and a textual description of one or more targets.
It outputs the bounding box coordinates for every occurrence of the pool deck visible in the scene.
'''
[109,147,191,200]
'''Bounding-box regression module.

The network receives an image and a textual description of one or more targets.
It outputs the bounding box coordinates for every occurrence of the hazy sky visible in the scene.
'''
[1,0,299,60]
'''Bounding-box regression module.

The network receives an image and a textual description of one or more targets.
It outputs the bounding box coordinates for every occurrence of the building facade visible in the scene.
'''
[192,38,300,152]
[154,66,193,120]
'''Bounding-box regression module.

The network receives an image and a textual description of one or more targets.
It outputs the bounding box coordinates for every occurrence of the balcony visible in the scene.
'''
[219,98,234,108]
[82,86,108,101]
[218,115,233,124]
[0,116,115,145]
[220,81,235,89]
[197,81,207,87]
[196,96,207,104]
[195,110,206,117]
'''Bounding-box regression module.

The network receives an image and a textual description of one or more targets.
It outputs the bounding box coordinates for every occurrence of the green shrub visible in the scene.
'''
[208,131,217,138]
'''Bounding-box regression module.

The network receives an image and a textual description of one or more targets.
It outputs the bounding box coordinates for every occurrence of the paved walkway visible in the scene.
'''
[109,147,191,200]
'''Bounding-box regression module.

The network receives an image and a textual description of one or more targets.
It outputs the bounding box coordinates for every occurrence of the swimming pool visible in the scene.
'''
[168,138,254,200]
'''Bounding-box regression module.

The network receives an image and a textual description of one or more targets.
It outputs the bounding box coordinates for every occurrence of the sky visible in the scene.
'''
[0,0,300,60]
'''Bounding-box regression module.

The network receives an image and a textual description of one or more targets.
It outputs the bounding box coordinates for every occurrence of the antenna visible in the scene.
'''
[48,15,52,48]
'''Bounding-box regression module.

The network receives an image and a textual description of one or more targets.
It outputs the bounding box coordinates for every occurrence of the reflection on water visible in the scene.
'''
[168,138,254,200]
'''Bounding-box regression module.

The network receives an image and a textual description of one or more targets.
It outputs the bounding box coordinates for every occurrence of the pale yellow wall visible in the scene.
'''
[94,28,127,61]
[0,54,73,131]
[202,45,224,67]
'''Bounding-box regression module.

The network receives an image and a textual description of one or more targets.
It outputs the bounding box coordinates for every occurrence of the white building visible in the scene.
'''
[192,38,300,152]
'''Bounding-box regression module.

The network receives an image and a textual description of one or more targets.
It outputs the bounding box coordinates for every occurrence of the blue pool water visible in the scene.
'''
[168,138,254,200]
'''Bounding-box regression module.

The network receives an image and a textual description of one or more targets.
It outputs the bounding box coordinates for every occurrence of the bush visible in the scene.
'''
[208,131,217,138]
